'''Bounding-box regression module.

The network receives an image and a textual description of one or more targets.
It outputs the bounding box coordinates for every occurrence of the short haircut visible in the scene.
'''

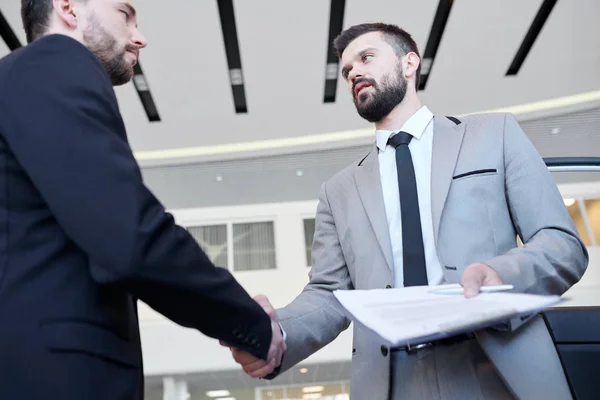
[333,22,421,88]
[21,0,89,43]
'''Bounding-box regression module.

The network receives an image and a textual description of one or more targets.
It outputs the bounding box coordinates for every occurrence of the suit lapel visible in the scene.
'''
[431,115,466,244]
[354,145,394,272]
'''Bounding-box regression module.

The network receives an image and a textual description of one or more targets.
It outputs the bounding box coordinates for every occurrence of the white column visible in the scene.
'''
[163,377,189,400]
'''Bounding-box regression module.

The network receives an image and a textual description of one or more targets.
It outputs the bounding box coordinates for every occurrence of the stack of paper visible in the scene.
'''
[333,284,562,347]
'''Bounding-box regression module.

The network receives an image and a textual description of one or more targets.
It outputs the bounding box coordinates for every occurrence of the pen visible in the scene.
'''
[429,284,514,295]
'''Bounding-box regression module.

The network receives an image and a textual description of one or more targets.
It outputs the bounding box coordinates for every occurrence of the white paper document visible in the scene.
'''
[333,284,562,347]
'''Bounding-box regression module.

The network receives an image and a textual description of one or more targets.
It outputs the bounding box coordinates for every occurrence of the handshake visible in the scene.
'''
[222,295,286,378]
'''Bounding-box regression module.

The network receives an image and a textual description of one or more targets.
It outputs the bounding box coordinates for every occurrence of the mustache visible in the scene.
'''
[353,77,377,93]
[124,44,140,54]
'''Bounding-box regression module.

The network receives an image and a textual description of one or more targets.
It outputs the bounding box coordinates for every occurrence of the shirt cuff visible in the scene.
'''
[279,322,287,343]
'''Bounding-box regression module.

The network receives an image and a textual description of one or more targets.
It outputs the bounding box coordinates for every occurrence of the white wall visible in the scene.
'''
[139,182,600,377]
[139,200,355,376]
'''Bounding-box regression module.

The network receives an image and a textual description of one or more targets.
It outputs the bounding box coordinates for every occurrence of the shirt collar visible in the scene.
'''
[375,106,434,152]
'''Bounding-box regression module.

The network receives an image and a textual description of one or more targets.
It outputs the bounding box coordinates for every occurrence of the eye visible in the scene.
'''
[121,10,129,19]
[362,54,373,62]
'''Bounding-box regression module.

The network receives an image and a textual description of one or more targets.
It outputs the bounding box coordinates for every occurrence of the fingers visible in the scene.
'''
[231,348,259,365]
[462,277,480,298]
[461,263,503,298]
[253,294,276,318]
[461,263,485,298]
[242,357,270,376]
[230,349,273,378]
[249,357,278,378]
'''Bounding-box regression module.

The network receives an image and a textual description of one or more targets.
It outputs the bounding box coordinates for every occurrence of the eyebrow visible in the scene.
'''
[357,47,377,57]
[341,47,378,78]
[120,2,137,18]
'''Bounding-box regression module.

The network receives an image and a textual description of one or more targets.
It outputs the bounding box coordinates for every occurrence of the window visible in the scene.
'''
[583,199,600,244]
[303,218,316,267]
[187,224,228,268]
[566,200,592,246]
[187,221,276,272]
[233,222,276,271]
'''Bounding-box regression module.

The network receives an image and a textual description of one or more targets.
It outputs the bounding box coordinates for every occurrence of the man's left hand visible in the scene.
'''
[461,263,503,298]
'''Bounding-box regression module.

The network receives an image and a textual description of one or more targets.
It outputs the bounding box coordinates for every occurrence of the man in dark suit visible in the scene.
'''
[0,1,285,399]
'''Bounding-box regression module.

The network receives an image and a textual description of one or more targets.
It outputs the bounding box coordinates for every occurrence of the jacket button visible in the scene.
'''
[381,345,388,356]
[386,285,392,289]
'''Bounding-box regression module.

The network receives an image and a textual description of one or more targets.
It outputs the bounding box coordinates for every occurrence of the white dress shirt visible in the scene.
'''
[376,106,443,288]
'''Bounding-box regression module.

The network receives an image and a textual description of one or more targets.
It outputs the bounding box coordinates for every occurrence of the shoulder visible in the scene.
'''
[451,112,521,135]
[0,34,109,91]
[323,148,373,189]
[454,112,511,126]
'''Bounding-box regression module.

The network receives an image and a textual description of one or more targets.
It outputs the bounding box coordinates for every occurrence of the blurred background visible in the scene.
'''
[1,0,599,399]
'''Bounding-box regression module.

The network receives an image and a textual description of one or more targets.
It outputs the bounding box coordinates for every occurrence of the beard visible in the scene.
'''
[82,14,136,86]
[352,64,408,123]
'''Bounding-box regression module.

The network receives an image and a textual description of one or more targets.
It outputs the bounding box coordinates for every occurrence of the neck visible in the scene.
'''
[44,18,84,44]
[374,90,422,131]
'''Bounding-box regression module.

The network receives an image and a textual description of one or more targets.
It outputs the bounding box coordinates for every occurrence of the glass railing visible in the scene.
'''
[544,157,600,247]
[544,157,600,172]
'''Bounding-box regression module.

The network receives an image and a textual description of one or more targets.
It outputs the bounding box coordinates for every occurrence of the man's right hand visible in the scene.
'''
[228,294,286,378]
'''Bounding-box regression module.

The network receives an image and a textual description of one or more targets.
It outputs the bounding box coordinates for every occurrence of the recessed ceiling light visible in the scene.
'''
[206,390,230,397]
[299,368,308,373]
[551,127,560,134]
[215,175,223,182]
[302,386,324,393]
[296,170,304,177]
[563,198,576,207]
[302,394,322,399]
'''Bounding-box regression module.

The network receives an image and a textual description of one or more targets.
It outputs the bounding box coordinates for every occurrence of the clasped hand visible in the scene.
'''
[223,295,285,378]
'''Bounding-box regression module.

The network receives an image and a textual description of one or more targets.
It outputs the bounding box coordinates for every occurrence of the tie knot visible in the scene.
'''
[387,131,412,148]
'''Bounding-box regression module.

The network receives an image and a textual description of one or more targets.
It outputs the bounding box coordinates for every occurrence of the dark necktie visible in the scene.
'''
[387,131,428,286]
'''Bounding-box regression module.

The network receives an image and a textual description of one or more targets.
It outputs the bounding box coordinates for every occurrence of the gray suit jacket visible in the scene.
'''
[275,113,588,399]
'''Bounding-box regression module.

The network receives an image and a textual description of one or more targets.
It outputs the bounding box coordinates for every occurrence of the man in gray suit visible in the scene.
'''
[228,23,588,399]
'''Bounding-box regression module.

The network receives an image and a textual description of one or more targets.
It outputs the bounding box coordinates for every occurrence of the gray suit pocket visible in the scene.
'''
[453,169,497,180]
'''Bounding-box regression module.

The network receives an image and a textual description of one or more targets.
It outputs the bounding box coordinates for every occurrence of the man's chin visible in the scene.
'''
[110,68,134,86]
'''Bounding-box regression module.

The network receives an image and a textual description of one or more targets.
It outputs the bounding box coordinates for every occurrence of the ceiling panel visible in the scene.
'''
[121,1,236,151]
[0,2,26,45]
[418,0,544,115]
[0,0,598,164]
[514,0,600,95]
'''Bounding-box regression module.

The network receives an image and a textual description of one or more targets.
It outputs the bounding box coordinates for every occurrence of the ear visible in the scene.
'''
[52,0,79,29]
[403,52,421,85]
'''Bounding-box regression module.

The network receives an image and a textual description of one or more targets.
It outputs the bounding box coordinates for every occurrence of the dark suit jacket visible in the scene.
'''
[0,34,271,400]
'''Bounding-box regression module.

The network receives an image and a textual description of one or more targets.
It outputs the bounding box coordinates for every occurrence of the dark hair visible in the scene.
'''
[21,0,89,43]
[333,23,421,89]
[21,0,54,43]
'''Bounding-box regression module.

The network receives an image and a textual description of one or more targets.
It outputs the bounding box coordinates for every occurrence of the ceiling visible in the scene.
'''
[1,0,599,167]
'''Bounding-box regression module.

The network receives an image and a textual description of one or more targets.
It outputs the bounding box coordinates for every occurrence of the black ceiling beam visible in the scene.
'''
[323,0,346,103]
[0,9,22,50]
[217,0,247,113]
[418,0,455,91]
[133,63,160,122]
[506,0,557,76]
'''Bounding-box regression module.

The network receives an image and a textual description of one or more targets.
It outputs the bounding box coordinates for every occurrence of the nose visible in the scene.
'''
[348,67,364,85]
[132,27,147,49]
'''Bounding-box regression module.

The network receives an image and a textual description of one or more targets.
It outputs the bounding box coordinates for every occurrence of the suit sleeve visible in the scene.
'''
[0,40,271,359]
[267,181,353,377]
[484,113,588,295]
